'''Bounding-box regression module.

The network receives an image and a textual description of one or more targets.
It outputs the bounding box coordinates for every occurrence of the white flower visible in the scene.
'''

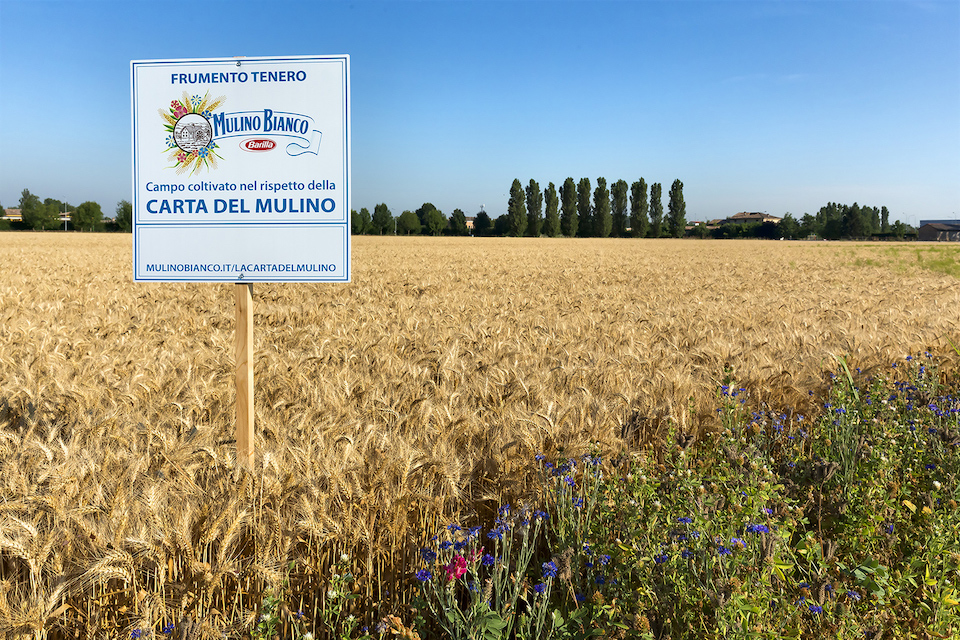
[340,553,350,563]
[934,480,942,490]
[303,634,315,640]
[327,589,339,599]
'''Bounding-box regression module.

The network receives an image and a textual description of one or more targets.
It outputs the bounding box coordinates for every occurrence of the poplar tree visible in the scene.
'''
[649,183,663,238]
[525,179,543,237]
[576,178,592,237]
[630,179,649,238]
[560,177,578,237]
[611,179,628,237]
[543,182,560,237]
[593,177,612,237]
[507,178,527,237]
[666,179,686,238]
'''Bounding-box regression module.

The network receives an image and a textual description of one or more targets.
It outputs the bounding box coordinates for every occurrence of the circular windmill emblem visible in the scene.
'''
[173,114,212,153]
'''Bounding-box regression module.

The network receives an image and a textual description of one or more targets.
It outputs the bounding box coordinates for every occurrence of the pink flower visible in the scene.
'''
[445,555,468,582]
[176,152,187,163]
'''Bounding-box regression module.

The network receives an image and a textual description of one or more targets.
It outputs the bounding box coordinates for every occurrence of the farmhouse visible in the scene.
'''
[724,211,782,225]
[3,208,22,221]
[918,222,960,242]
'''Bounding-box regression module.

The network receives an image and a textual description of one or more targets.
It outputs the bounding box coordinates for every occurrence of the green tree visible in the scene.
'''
[424,207,446,236]
[666,179,686,238]
[868,206,880,235]
[630,179,649,238]
[891,220,907,239]
[778,213,799,239]
[416,202,439,228]
[73,201,103,231]
[20,188,55,230]
[473,209,492,236]
[448,208,469,236]
[351,209,364,234]
[397,210,421,235]
[542,182,560,237]
[494,214,511,236]
[593,177,611,237]
[371,203,393,235]
[560,177,578,237]
[842,202,866,238]
[507,179,527,237]
[359,207,372,234]
[610,179,628,237]
[115,200,133,232]
[881,206,890,233]
[576,178,592,237]
[649,183,663,237]
[525,179,543,237]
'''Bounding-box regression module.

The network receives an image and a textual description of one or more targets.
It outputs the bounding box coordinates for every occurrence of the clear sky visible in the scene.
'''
[1,0,958,226]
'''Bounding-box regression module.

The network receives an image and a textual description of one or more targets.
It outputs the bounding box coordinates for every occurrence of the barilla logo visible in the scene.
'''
[240,138,277,152]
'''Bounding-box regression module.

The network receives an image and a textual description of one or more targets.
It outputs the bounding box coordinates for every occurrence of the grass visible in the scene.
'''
[0,234,958,638]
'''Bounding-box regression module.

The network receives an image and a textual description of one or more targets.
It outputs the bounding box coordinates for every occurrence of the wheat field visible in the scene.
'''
[0,233,957,638]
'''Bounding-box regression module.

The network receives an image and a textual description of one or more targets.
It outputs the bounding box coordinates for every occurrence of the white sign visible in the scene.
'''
[130,55,350,282]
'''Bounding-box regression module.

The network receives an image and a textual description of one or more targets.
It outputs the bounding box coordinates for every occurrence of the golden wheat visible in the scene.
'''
[0,233,957,637]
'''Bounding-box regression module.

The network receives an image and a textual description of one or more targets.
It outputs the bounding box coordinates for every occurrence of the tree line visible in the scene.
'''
[775,203,910,240]
[351,177,687,238]
[1,189,132,232]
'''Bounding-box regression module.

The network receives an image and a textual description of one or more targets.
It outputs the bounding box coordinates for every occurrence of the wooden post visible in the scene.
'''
[235,283,255,469]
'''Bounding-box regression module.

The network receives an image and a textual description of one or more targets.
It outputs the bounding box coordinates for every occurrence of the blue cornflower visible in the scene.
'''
[717,546,733,556]
[654,553,670,564]
[534,582,547,594]
[416,569,432,582]
[131,631,143,640]
[595,575,606,585]
[162,623,175,634]
[533,509,549,520]
[846,590,862,601]
[681,549,694,559]
[486,528,504,541]
[808,604,823,615]
[677,516,693,524]
[564,476,575,487]
[542,561,558,578]
[447,523,462,532]
[730,537,746,548]
[481,553,495,566]
[746,524,770,534]
[535,453,545,461]
[575,593,586,602]
[572,497,584,509]
[439,541,453,550]
[600,554,611,565]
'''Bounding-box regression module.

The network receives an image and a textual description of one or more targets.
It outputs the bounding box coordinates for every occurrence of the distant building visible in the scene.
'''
[918,223,960,242]
[3,208,22,221]
[724,211,782,225]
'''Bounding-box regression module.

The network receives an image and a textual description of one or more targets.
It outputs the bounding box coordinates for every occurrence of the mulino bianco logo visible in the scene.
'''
[161,92,225,175]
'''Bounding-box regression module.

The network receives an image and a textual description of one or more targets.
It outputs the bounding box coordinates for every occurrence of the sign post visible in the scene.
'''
[235,283,255,469]
[131,55,351,468]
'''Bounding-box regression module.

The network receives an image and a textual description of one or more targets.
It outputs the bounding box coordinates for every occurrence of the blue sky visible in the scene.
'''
[1,0,958,226]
